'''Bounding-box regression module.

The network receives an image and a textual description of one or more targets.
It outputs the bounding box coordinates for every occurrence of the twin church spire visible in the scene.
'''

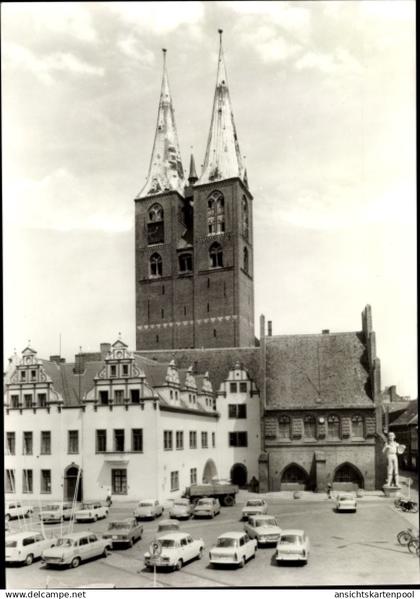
[137,31,245,199]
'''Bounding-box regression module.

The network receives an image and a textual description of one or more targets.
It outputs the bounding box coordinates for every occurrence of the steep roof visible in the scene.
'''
[390,400,418,427]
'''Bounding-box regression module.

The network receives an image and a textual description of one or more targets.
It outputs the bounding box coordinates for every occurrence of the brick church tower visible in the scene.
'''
[135,32,255,350]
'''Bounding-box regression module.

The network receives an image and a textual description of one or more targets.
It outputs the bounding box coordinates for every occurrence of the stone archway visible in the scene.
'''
[64,464,83,502]
[202,459,218,483]
[280,463,309,491]
[230,463,248,487]
[333,462,364,490]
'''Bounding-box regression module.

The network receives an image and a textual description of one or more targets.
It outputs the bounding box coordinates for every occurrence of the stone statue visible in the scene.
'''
[382,432,405,487]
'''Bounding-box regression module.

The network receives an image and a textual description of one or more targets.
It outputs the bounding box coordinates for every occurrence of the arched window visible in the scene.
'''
[209,242,223,268]
[207,191,225,234]
[351,415,364,438]
[147,203,164,244]
[242,196,249,239]
[150,253,162,277]
[179,253,193,273]
[327,415,340,440]
[243,247,249,273]
[304,415,316,438]
[278,415,291,439]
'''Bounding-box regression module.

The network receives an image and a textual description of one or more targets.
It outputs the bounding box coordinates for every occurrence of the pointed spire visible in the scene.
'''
[197,30,245,185]
[188,153,198,184]
[243,168,248,188]
[136,49,185,199]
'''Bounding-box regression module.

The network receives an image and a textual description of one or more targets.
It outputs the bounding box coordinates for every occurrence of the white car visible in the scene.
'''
[5,501,33,522]
[6,531,57,566]
[209,532,257,567]
[244,515,282,545]
[74,502,108,522]
[42,531,112,568]
[241,498,268,520]
[275,529,310,564]
[40,503,74,523]
[336,493,357,513]
[169,498,193,519]
[134,499,164,520]
[193,497,220,518]
[144,532,204,571]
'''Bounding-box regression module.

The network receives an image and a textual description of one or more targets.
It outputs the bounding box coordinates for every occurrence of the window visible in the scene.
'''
[21,370,26,381]
[209,242,223,268]
[170,471,179,492]
[5,470,15,493]
[41,431,51,455]
[278,416,291,440]
[10,395,19,408]
[156,334,159,343]
[112,469,127,495]
[24,394,32,409]
[228,432,248,447]
[161,308,164,319]
[40,470,51,494]
[176,431,184,450]
[6,432,15,455]
[212,432,216,448]
[164,430,173,450]
[96,430,107,452]
[122,364,129,376]
[239,382,247,393]
[147,203,164,244]
[132,429,143,452]
[230,382,237,393]
[23,470,33,493]
[131,389,140,403]
[189,431,197,449]
[228,404,247,419]
[207,190,225,234]
[304,416,316,439]
[68,431,79,454]
[114,429,125,452]
[114,390,124,404]
[23,432,33,455]
[31,370,37,380]
[179,253,193,273]
[150,253,163,277]
[351,415,364,439]
[242,196,249,239]
[327,415,341,440]
[99,390,109,405]
[201,432,208,448]
[243,247,249,273]
[190,468,197,485]
[38,393,47,407]
[213,329,217,338]
[110,365,117,377]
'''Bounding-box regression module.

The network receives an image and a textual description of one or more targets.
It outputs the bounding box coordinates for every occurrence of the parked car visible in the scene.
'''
[209,532,257,567]
[275,529,309,564]
[144,532,204,571]
[158,519,180,534]
[134,499,164,520]
[6,531,57,566]
[244,515,282,546]
[336,493,357,513]
[241,498,268,520]
[169,498,193,520]
[40,503,74,523]
[192,497,220,518]
[102,518,143,547]
[5,502,33,522]
[42,531,112,568]
[74,502,108,522]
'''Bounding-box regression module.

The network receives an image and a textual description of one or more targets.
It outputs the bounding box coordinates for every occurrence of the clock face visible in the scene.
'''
[25,356,32,364]
[116,351,123,358]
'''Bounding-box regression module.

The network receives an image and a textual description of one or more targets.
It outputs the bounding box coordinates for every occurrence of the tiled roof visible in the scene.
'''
[390,400,418,427]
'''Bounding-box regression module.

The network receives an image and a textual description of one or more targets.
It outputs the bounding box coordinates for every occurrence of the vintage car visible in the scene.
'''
[209,531,257,567]
[275,529,310,564]
[144,532,204,571]
[241,498,268,520]
[158,519,180,534]
[6,531,57,565]
[336,493,357,513]
[5,501,33,522]
[169,498,193,520]
[74,502,108,522]
[134,499,164,520]
[42,531,112,568]
[102,518,143,547]
[40,503,74,523]
[192,497,220,518]
[244,514,282,545]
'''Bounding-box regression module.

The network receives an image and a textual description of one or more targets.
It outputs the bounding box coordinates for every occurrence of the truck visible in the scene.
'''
[183,481,239,507]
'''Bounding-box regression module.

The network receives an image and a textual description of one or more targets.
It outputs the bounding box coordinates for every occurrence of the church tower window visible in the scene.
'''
[242,196,249,239]
[150,253,163,277]
[178,253,193,273]
[243,247,249,273]
[209,242,223,268]
[207,191,225,234]
[147,203,164,245]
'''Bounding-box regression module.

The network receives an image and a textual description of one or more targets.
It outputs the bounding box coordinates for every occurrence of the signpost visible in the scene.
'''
[149,539,162,588]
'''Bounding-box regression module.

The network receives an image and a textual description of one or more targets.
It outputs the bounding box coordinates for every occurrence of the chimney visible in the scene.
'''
[100,343,111,358]
[267,321,272,337]
[322,329,330,334]
[49,355,66,364]
[389,385,397,402]
[259,314,266,340]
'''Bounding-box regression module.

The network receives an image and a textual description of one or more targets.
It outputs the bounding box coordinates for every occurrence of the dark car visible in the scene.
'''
[102,518,143,547]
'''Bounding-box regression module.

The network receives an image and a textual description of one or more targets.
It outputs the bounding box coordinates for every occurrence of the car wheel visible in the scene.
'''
[175,559,183,571]
[239,556,245,568]
[197,547,204,560]
[95,515,99,521]
[129,538,134,548]
[103,546,111,558]
[25,553,34,566]
[71,557,81,569]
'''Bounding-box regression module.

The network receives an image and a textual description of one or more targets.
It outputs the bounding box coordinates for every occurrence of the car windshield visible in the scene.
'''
[254,519,277,527]
[340,495,354,500]
[139,502,153,507]
[109,522,130,530]
[217,538,237,548]
[6,540,17,548]
[57,538,75,547]
[279,535,300,545]
[247,500,263,506]
[160,539,176,548]
[81,504,95,509]
[43,505,60,511]
[197,499,212,505]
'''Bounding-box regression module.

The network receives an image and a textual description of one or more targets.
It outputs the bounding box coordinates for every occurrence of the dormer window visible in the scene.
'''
[21,371,26,381]
[110,365,117,378]
[147,203,164,244]
[122,364,129,377]
[31,370,36,381]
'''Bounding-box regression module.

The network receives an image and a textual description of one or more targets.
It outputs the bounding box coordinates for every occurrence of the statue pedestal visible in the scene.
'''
[382,484,401,498]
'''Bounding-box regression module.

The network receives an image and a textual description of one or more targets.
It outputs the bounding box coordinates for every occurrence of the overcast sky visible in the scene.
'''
[2,1,416,396]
